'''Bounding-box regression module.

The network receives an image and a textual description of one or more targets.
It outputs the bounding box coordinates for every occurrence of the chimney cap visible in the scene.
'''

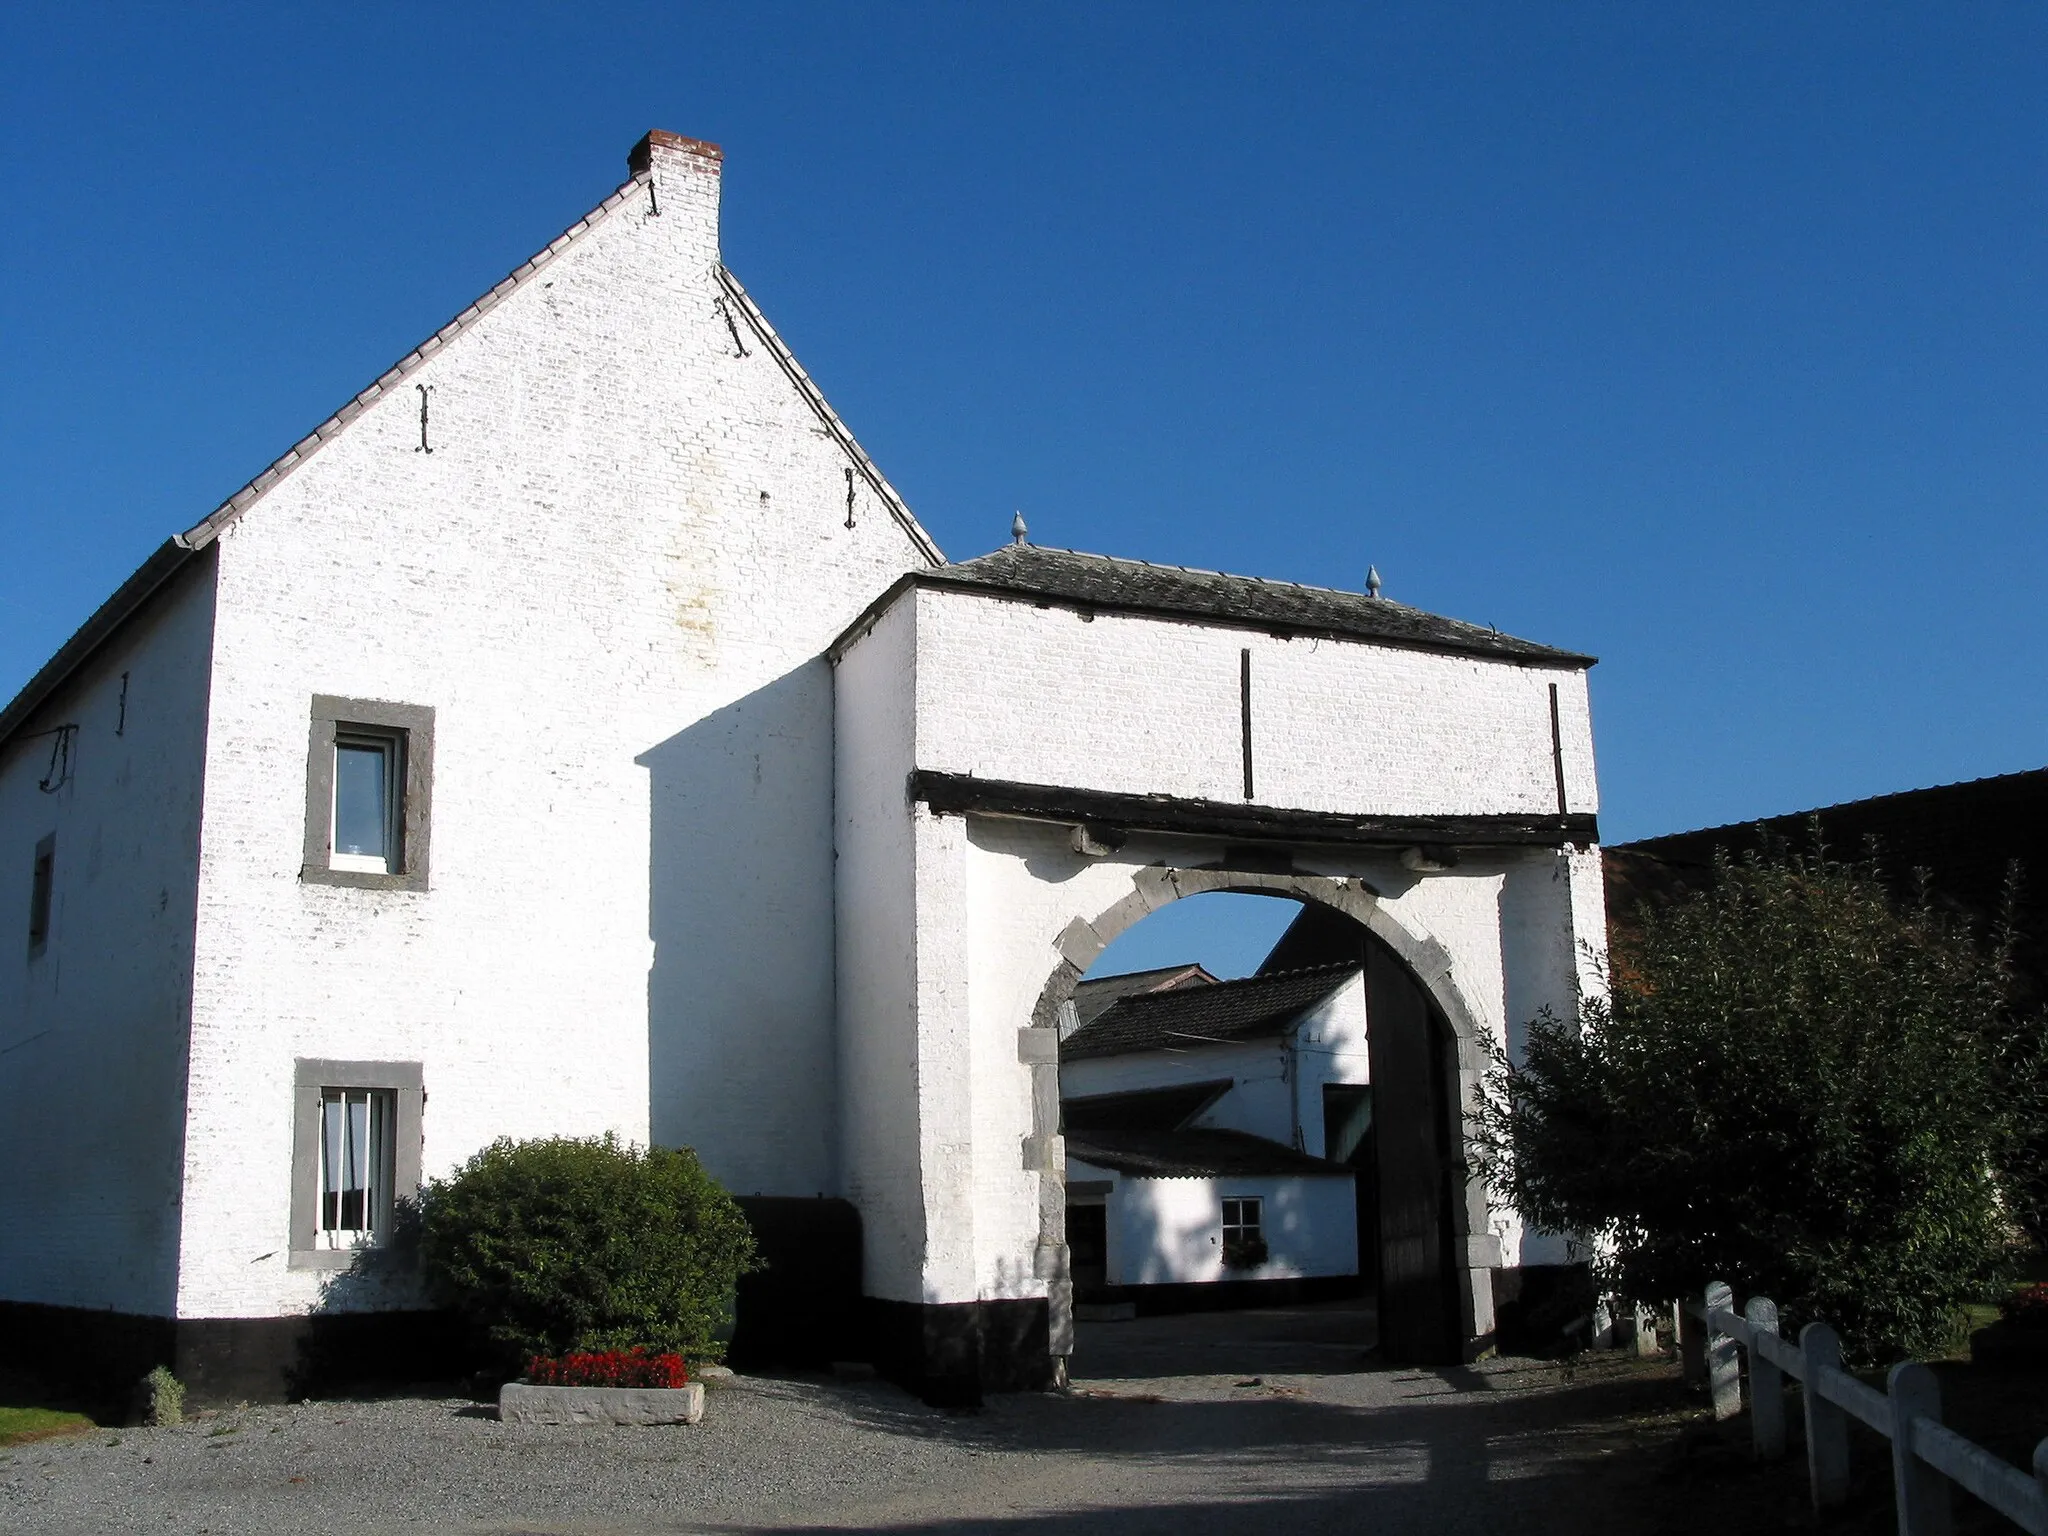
[629,131,724,176]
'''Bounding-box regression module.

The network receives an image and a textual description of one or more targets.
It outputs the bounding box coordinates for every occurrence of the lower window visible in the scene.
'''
[290,1060,424,1269]
[319,1087,396,1246]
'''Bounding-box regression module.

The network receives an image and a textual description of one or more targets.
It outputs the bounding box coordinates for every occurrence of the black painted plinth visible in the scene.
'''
[0,1300,473,1415]
[865,1297,1054,1408]
[1490,1263,1596,1356]
[728,1196,864,1370]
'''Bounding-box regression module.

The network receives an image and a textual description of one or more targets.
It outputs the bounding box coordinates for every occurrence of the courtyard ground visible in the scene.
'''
[1,1299,2034,1535]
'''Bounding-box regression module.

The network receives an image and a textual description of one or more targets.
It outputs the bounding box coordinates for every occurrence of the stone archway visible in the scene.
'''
[1020,865,1493,1370]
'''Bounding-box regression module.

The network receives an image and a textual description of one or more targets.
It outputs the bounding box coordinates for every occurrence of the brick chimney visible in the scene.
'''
[627,131,723,260]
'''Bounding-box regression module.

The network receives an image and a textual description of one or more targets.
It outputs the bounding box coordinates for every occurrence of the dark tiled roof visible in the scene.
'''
[1068,1126,1353,1180]
[1062,962,1360,1062]
[921,544,1592,665]
[1069,963,1217,1028]
[1609,767,2048,1009]
[1062,1082,1232,1135]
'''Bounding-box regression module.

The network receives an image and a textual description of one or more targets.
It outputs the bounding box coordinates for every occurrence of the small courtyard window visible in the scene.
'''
[27,834,54,956]
[290,1059,424,1269]
[1221,1196,1267,1270]
[302,697,434,890]
[319,1087,395,1245]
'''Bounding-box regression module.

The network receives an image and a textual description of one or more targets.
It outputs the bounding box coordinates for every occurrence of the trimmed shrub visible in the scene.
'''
[416,1134,757,1366]
[1477,836,2042,1364]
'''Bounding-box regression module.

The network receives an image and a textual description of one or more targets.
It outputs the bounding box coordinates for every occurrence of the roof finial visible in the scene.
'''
[1011,510,1029,546]
[1366,564,1382,598]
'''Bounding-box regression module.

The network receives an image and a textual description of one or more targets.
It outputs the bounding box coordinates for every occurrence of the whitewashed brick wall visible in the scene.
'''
[176,136,934,1320]
[912,587,1598,818]
[0,560,218,1314]
[834,585,1607,1314]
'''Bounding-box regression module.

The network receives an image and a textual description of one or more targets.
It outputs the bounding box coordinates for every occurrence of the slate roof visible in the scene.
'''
[1061,962,1360,1062]
[917,544,1593,665]
[1067,1126,1352,1180]
[1069,963,1217,1029]
[1062,1081,1233,1135]
[1607,765,2048,1006]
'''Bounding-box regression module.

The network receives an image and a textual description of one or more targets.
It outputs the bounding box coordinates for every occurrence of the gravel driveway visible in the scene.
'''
[0,1303,1676,1535]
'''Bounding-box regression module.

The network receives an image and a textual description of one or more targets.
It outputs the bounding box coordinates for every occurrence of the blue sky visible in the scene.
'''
[4,5,2045,975]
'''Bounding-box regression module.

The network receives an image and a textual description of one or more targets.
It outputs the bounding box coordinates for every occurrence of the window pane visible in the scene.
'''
[333,743,389,857]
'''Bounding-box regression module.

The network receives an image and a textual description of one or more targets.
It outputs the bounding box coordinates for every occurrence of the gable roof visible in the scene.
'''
[1061,961,1360,1062]
[1067,1125,1352,1180]
[891,544,1594,666]
[1069,962,1218,1029]
[1,135,941,752]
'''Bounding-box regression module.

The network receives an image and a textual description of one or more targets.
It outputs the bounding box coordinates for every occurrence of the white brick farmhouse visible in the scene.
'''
[0,131,1607,1406]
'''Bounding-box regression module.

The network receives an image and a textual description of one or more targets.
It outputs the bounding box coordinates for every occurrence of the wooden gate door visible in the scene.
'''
[1365,938,1463,1363]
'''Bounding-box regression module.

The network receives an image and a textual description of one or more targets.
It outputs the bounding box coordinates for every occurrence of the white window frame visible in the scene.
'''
[1221,1195,1264,1247]
[329,731,403,875]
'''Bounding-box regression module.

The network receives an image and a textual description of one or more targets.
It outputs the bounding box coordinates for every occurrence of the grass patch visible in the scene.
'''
[0,1405,94,1447]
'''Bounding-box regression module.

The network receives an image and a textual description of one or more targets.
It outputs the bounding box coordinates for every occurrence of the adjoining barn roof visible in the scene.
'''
[1606,766,2048,1005]
[1069,963,1217,1030]
[1061,962,1360,1062]
[1067,1125,1351,1180]
[911,544,1595,666]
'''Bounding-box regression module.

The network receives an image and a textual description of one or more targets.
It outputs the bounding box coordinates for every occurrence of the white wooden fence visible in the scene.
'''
[1691,1280,2048,1535]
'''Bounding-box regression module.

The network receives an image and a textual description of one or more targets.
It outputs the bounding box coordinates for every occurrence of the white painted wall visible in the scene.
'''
[1068,1159,1359,1285]
[834,560,1607,1330]
[170,135,935,1320]
[0,558,218,1314]
[911,586,1597,819]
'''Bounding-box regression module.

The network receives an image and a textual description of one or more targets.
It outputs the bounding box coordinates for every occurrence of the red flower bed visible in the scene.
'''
[526,1348,690,1388]
[1999,1283,2048,1330]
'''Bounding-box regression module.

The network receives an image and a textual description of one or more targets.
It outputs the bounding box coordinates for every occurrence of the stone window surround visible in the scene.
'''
[288,1058,425,1271]
[301,695,434,891]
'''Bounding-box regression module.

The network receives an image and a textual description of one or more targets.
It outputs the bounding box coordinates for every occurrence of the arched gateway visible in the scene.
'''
[830,543,1608,1403]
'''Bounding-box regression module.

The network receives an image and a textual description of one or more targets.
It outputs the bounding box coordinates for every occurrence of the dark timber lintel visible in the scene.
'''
[910,771,1598,848]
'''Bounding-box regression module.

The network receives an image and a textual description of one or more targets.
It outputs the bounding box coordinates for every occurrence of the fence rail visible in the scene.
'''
[1690,1280,2048,1536]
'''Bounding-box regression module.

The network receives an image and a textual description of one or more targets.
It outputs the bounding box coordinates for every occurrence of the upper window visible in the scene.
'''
[302,697,434,891]
[332,731,403,874]
[26,834,54,956]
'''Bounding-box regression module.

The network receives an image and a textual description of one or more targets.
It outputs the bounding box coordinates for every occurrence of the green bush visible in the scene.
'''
[416,1134,757,1365]
[1476,835,2044,1364]
[138,1365,183,1427]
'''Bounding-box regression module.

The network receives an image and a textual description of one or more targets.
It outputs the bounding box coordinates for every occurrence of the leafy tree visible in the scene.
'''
[1477,836,2044,1363]
[416,1134,758,1365]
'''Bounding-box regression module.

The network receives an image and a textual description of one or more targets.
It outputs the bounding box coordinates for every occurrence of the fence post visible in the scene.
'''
[1745,1295,1785,1460]
[1887,1362,1951,1536]
[1705,1281,1740,1421]
[1679,1299,1706,1386]
[1802,1321,1851,1512]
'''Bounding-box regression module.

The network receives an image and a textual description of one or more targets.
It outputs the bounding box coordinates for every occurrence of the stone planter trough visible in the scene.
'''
[498,1381,706,1426]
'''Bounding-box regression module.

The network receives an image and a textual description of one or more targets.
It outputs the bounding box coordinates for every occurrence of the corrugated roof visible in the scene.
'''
[1067,1126,1352,1180]
[1069,963,1217,1029]
[1061,962,1360,1062]
[917,544,1593,665]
